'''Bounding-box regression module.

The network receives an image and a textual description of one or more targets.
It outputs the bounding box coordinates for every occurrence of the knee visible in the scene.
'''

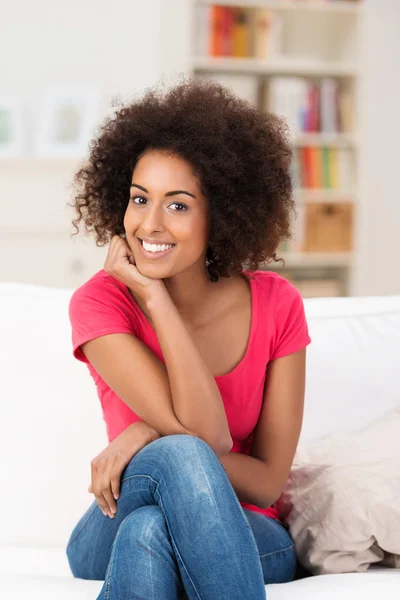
[136,434,217,470]
[117,505,166,547]
[147,433,215,458]
[123,434,219,483]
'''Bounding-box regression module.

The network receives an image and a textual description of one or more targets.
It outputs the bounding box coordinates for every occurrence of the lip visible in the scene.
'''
[136,237,176,260]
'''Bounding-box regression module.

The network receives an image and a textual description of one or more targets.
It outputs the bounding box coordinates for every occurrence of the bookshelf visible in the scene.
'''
[190,0,363,297]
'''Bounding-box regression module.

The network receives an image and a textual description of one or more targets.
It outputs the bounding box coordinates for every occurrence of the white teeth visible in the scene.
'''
[142,240,174,253]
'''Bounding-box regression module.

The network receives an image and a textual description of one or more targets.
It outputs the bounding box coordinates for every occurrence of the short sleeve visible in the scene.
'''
[271,278,312,360]
[69,279,135,364]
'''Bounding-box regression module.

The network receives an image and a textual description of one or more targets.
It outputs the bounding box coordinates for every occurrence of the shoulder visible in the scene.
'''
[243,269,300,302]
[70,269,125,304]
[69,269,132,323]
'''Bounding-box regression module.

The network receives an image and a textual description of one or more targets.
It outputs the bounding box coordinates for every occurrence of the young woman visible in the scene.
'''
[66,78,312,600]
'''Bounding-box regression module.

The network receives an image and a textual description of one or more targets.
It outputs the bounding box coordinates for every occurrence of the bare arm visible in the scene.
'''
[81,293,232,458]
[145,284,233,454]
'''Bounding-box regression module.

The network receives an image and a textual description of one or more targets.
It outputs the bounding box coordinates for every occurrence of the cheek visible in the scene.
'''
[124,207,138,230]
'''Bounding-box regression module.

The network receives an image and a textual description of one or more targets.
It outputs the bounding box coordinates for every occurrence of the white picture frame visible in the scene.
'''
[0,96,25,158]
[34,86,101,158]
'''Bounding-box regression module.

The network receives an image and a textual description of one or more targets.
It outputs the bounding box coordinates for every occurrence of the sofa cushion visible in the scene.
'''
[275,407,400,574]
[300,294,400,443]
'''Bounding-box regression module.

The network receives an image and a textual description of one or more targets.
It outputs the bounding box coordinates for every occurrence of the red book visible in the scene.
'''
[301,147,313,188]
[310,84,320,132]
[221,8,234,56]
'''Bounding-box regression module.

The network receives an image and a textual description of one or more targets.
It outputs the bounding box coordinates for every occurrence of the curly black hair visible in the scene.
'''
[68,76,295,282]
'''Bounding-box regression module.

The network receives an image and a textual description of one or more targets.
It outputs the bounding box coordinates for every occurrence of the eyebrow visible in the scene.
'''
[130,183,196,199]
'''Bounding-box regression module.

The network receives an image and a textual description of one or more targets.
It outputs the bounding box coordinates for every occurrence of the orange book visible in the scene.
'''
[309,147,322,188]
[301,147,313,188]
[211,6,225,56]
[232,7,251,57]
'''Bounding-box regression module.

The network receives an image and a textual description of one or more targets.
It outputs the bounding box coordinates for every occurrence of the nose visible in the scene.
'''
[141,204,165,234]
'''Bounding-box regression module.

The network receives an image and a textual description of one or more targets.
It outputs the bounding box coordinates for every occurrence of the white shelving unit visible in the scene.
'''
[196,0,361,13]
[191,0,363,296]
[193,56,359,77]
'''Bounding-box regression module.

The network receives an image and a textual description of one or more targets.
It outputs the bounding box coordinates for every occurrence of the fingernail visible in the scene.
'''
[114,494,119,500]
[102,510,107,517]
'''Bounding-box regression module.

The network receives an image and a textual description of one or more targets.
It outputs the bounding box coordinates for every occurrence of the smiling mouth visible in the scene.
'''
[137,238,176,259]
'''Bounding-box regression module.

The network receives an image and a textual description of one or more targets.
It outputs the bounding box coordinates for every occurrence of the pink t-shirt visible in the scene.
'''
[69,269,312,521]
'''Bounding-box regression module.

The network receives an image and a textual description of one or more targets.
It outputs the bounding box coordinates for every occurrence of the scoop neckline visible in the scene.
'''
[121,269,258,380]
[214,270,258,379]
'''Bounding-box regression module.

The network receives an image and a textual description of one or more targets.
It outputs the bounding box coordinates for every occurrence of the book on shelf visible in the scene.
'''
[265,77,353,137]
[194,5,282,59]
[292,146,353,189]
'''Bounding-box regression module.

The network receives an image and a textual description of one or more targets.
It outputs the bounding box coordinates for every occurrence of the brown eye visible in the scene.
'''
[170,202,188,212]
[130,195,147,204]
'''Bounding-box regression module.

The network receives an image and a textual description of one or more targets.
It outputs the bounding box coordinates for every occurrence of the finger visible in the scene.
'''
[101,481,117,516]
[110,474,120,501]
[91,485,110,516]
[100,461,120,514]
[94,493,111,517]
[91,463,109,517]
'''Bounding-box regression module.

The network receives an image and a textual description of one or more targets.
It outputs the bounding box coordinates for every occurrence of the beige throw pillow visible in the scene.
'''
[274,407,400,574]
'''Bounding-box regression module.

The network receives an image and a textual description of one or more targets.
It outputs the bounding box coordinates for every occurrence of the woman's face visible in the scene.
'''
[124,149,210,280]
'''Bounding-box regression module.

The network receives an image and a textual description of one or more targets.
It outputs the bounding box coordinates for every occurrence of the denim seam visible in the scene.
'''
[122,473,160,486]
[259,544,295,559]
[104,521,125,600]
[155,484,202,600]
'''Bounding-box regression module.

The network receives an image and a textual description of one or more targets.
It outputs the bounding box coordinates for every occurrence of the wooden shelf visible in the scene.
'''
[0,157,86,168]
[193,57,359,77]
[294,189,357,203]
[292,133,357,147]
[262,252,353,268]
[196,1,361,15]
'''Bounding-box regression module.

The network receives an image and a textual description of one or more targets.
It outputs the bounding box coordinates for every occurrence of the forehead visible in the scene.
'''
[131,150,205,200]
[133,150,198,181]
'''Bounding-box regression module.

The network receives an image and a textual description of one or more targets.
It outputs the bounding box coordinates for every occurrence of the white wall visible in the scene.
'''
[0,0,188,288]
[354,0,400,295]
[1,0,165,100]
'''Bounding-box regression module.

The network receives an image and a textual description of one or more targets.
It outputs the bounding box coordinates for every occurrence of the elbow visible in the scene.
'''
[214,436,233,457]
[260,487,282,510]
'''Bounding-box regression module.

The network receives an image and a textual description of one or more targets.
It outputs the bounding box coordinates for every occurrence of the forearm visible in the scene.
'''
[146,285,232,453]
[219,451,279,509]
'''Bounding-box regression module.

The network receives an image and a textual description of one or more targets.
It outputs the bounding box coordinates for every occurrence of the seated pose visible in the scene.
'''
[66,77,312,600]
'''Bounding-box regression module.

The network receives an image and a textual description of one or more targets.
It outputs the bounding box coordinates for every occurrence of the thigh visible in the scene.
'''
[243,510,297,585]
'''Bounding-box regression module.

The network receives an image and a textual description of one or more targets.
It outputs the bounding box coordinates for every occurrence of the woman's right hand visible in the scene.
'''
[88,421,162,518]
[104,234,164,304]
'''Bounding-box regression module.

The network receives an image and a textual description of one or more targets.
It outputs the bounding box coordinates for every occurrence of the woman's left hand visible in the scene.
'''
[88,421,160,518]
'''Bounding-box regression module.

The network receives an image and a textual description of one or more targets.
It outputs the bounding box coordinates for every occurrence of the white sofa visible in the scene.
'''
[1,280,399,600]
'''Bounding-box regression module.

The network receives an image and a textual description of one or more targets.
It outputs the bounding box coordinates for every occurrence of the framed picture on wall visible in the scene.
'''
[0,96,25,157]
[34,86,101,158]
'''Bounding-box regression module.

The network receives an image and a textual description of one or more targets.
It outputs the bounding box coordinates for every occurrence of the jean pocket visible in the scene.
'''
[260,544,297,585]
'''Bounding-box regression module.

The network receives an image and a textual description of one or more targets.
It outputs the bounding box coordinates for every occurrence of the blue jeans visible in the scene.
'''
[67,435,296,599]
